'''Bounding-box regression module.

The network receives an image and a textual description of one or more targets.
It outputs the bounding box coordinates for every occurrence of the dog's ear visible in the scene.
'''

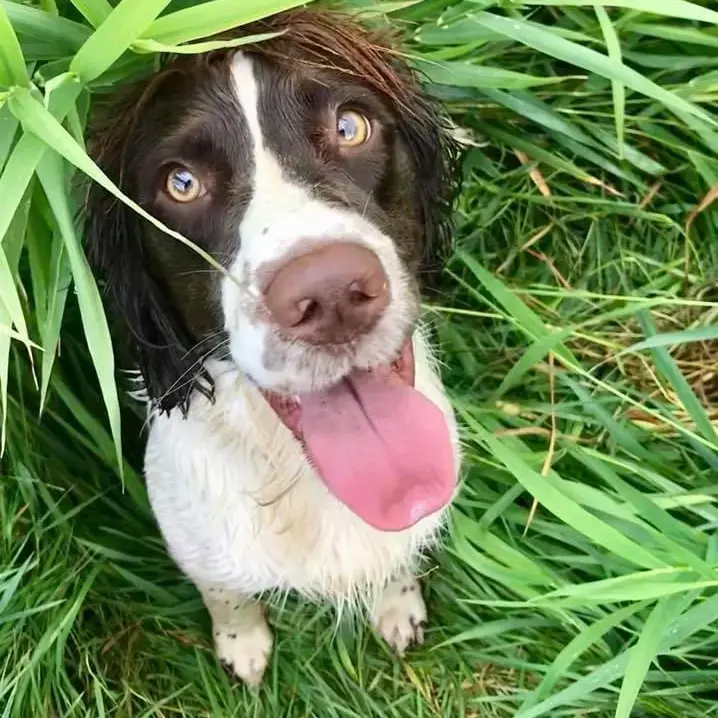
[83,73,214,415]
[394,82,462,290]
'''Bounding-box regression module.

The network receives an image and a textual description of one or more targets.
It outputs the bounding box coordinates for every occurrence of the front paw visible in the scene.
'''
[215,615,273,687]
[371,576,427,655]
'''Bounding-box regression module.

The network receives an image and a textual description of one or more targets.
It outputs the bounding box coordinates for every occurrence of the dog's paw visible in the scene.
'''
[371,576,427,655]
[214,616,273,687]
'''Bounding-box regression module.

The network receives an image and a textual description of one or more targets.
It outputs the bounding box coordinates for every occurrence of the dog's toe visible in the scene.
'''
[372,576,427,655]
[214,620,273,687]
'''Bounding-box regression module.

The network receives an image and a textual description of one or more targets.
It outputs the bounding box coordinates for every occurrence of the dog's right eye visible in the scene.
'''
[164,166,205,203]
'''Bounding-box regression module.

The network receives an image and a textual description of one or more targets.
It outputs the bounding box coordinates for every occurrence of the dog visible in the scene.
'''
[84,7,462,686]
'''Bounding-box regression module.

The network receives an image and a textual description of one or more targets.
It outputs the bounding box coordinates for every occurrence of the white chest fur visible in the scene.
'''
[143,330,460,605]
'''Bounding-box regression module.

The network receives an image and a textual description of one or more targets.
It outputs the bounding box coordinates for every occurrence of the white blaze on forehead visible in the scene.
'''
[229,52,316,269]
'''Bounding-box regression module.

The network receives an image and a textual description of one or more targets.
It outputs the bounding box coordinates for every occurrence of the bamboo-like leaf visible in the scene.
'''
[594,5,625,155]
[35,150,123,477]
[520,0,718,24]
[0,2,28,87]
[144,0,309,45]
[70,0,174,83]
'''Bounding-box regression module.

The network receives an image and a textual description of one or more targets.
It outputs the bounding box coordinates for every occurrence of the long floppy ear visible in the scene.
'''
[83,74,214,415]
[393,78,462,290]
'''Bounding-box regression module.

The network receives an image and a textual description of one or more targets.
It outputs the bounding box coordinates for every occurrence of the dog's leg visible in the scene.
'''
[201,588,273,687]
[371,572,427,655]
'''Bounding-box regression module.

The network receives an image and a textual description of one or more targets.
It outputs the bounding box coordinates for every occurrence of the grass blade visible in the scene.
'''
[35,150,123,476]
[594,5,625,155]
[413,58,571,89]
[144,0,309,45]
[0,3,29,87]
[614,595,687,718]
[636,310,718,445]
[467,11,717,128]
[70,0,174,83]
[521,0,718,23]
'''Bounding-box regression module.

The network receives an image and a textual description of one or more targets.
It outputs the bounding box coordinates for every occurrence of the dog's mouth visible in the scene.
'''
[261,338,455,532]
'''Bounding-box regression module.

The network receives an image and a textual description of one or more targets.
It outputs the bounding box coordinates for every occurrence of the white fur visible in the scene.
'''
[144,330,459,604]
[371,572,427,655]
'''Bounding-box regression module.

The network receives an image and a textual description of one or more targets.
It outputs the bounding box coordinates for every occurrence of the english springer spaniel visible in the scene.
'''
[85,8,462,686]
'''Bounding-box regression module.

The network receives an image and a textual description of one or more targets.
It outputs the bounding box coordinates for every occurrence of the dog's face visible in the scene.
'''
[86,10,457,412]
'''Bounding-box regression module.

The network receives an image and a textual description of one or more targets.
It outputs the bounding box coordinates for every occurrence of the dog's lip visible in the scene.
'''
[258,339,414,438]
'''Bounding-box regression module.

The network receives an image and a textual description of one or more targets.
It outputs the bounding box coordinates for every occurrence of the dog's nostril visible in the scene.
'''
[348,284,373,305]
[296,298,321,325]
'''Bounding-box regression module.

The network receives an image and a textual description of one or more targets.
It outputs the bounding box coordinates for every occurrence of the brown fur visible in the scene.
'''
[83,6,461,414]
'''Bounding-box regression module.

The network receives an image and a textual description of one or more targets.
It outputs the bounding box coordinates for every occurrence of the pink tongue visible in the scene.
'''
[300,371,455,532]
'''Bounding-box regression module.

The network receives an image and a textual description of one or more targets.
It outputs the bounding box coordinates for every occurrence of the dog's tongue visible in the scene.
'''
[300,370,455,532]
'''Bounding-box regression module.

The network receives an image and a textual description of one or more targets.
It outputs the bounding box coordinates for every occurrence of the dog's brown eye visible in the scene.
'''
[336,110,371,148]
[165,167,203,203]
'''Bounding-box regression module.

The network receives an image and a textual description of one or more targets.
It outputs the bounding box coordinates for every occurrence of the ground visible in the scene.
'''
[1,1,718,717]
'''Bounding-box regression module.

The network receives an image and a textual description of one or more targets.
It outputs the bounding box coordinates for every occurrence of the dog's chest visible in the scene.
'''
[143,367,447,600]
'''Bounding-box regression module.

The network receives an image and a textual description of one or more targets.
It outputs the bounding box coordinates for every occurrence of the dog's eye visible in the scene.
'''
[336,110,371,148]
[165,167,204,203]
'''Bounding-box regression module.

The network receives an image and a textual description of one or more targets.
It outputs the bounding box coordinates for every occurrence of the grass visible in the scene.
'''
[1,0,718,715]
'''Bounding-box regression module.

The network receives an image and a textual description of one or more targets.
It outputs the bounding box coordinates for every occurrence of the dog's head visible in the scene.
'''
[85,8,460,531]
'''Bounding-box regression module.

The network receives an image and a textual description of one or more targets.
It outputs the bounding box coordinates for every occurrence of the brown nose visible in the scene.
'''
[263,243,389,344]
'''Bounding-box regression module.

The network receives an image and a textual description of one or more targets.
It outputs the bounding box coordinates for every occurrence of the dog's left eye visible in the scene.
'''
[336,110,371,148]
[164,166,204,203]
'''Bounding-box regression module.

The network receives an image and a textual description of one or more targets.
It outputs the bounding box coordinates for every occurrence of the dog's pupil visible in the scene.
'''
[172,170,194,193]
[337,115,356,141]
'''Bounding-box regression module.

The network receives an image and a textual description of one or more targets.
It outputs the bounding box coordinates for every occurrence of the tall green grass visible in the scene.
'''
[1,0,717,716]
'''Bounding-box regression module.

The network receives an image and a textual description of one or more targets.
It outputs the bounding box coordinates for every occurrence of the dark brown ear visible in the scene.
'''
[392,70,462,289]
[83,72,215,415]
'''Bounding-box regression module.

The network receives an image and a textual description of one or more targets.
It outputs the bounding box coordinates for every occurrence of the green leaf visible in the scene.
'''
[626,22,718,47]
[467,11,717,128]
[517,602,647,715]
[1,0,91,55]
[412,58,571,89]
[7,86,227,277]
[35,150,124,478]
[131,30,282,55]
[457,250,580,367]
[594,5,625,155]
[531,572,718,606]
[0,187,32,451]
[70,0,174,83]
[0,78,82,250]
[516,592,718,718]
[520,0,718,23]
[621,324,718,353]
[69,0,113,28]
[144,0,309,45]
[490,327,574,401]
[636,311,718,446]
[0,2,29,87]
[38,229,71,414]
[615,595,687,717]
[458,407,669,571]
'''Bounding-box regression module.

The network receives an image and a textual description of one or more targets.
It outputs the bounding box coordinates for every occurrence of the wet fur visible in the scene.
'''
[83,6,462,681]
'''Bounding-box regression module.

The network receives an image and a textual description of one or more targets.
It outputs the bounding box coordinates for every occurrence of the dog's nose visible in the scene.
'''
[263,243,389,344]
